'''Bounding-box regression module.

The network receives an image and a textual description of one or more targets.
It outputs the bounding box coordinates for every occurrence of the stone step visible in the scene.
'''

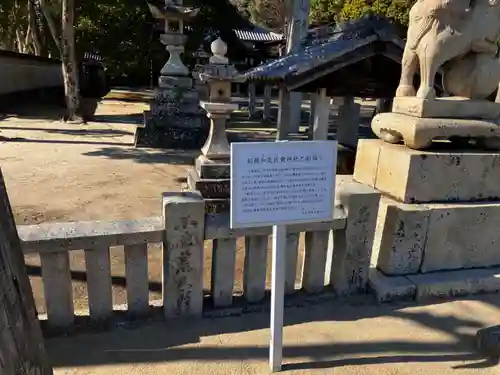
[369,267,500,303]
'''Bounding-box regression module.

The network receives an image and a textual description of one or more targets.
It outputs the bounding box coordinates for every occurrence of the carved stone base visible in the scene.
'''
[187,168,230,199]
[392,96,500,120]
[371,196,500,275]
[195,155,230,179]
[134,77,209,149]
[372,112,500,150]
[205,198,230,214]
[135,114,208,149]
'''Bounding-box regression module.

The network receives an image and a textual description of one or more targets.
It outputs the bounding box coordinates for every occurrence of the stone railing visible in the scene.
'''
[17,176,380,331]
[0,50,62,96]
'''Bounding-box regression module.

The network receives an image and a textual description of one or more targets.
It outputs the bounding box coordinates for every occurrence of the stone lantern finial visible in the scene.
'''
[209,38,228,64]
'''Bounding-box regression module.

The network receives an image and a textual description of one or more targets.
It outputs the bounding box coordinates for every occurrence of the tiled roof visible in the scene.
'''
[234,28,283,42]
[202,26,283,43]
[240,15,404,82]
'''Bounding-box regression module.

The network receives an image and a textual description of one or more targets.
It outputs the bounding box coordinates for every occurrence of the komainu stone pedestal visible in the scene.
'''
[372,97,500,150]
[392,96,500,119]
[372,196,500,275]
[355,140,500,302]
[372,112,500,150]
[354,139,500,203]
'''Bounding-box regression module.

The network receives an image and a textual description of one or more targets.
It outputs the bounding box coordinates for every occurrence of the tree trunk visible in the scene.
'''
[28,0,42,55]
[40,0,62,55]
[0,168,53,375]
[60,0,80,122]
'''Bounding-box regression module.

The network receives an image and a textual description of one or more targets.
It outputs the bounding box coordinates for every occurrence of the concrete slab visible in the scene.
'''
[46,295,500,375]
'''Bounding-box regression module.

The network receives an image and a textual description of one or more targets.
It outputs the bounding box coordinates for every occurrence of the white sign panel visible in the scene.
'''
[230,140,337,229]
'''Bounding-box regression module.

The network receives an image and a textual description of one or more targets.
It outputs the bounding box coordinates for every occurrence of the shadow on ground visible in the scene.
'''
[45,295,500,371]
[82,147,197,164]
[92,113,144,125]
[1,103,65,121]
[0,136,133,147]
[0,125,134,137]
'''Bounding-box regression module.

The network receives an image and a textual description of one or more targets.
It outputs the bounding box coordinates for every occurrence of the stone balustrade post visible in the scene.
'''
[162,192,206,319]
[326,176,381,295]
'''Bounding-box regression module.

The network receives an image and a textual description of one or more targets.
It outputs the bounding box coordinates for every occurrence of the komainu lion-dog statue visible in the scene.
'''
[396,0,500,100]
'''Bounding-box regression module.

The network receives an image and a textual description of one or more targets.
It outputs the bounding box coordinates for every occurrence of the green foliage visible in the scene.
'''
[249,0,286,31]
[340,0,412,26]
[231,0,286,32]
[310,0,342,25]
[75,0,157,86]
[309,0,412,27]
[230,0,254,19]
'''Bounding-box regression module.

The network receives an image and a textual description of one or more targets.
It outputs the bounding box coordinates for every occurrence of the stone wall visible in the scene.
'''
[0,51,63,97]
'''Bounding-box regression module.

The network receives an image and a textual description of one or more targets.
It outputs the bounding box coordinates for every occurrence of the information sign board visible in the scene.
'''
[230,140,337,229]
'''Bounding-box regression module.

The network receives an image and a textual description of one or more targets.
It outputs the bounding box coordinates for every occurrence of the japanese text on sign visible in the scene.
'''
[230,141,337,228]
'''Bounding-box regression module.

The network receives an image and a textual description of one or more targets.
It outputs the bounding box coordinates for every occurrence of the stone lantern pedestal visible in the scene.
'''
[186,38,244,213]
[188,102,238,213]
[134,2,208,149]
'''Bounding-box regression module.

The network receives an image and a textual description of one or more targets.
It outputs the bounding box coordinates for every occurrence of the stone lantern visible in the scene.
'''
[134,0,208,149]
[186,38,246,213]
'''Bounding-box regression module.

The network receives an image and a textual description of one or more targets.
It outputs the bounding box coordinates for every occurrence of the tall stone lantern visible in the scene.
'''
[187,38,245,213]
[134,0,208,149]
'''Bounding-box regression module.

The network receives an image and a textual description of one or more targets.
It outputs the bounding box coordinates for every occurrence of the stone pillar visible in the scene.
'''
[278,0,310,137]
[186,38,240,213]
[288,93,302,133]
[276,87,291,141]
[263,84,272,121]
[307,93,317,138]
[312,88,330,140]
[337,96,361,149]
[135,2,207,149]
[248,82,257,119]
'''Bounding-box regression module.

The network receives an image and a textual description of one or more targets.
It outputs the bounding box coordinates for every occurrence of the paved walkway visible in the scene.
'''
[48,295,500,375]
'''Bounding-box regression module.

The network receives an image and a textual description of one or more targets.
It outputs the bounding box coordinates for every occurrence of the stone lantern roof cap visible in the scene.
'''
[147,2,199,22]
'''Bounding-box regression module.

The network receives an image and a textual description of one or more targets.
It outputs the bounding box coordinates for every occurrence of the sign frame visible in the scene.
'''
[230,140,338,229]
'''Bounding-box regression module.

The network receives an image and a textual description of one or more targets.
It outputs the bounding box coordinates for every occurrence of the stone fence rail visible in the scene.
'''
[17,176,380,330]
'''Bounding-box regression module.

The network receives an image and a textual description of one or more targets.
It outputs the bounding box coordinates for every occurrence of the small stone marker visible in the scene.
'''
[0,168,53,375]
[230,140,337,372]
